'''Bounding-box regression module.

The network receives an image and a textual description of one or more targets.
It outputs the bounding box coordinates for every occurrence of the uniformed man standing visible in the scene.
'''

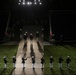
[22,57,27,68]
[23,33,27,40]
[41,57,45,68]
[32,56,35,69]
[12,56,16,69]
[3,56,8,69]
[50,56,54,69]
[30,33,33,40]
[58,57,63,69]
[66,56,71,69]
[36,31,39,38]
[25,32,28,38]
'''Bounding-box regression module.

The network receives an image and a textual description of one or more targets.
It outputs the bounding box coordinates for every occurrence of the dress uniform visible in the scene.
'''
[23,33,27,40]
[36,31,39,38]
[3,56,8,69]
[13,56,16,68]
[66,56,71,69]
[30,33,33,40]
[58,57,63,69]
[32,56,35,69]
[41,57,45,68]
[22,57,27,68]
[50,56,54,68]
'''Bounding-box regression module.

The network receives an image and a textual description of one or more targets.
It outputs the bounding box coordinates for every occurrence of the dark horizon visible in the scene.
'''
[0,0,76,42]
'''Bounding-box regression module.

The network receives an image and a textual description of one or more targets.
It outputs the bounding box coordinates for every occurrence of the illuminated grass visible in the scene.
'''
[0,45,18,75]
[44,45,76,75]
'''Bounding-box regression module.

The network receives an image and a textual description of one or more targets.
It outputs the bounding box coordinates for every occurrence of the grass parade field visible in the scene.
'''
[44,45,76,75]
[0,45,18,75]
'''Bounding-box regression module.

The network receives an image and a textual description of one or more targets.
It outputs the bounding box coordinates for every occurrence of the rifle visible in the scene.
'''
[24,56,30,60]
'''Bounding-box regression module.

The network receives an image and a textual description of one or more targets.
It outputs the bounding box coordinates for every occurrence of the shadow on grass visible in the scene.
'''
[0,68,6,75]
[9,68,15,75]
[60,69,68,75]
[50,68,57,75]
[68,69,76,75]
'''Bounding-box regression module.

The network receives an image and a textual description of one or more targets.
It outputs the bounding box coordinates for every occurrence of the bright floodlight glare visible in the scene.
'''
[34,0,36,2]
[27,2,32,5]
[34,2,37,5]
[18,3,20,5]
[19,0,21,2]
[30,2,32,5]
[23,2,25,5]
[27,2,30,5]
[38,0,40,2]
[39,2,42,5]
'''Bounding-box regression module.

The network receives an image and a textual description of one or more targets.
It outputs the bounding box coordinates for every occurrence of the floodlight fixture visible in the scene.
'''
[38,0,40,2]
[18,2,20,5]
[22,2,25,5]
[27,2,32,5]
[39,2,42,5]
[19,0,21,2]
[34,0,36,2]
[30,2,32,5]
[34,2,37,5]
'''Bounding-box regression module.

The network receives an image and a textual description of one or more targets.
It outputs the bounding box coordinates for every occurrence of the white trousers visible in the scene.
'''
[58,63,62,68]
[67,63,70,68]
[32,64,35,68]
[41,64,44,68]
[23,63,25,68]
[4,64,7,68]
[13,63,16,68]
[50,63,53,68]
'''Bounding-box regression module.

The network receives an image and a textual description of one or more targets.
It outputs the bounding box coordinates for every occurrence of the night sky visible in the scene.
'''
[0,0,76,41]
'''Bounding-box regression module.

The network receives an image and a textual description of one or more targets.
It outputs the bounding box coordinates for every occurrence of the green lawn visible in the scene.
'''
[0,45,18,75]
[44,45,76,75]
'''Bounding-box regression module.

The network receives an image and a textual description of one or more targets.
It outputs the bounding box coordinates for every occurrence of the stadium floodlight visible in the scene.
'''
[22,2,25,5]
[27,2,32,5]
[18,2,20,5]
[39,2,42,5]
[34,0,36,2]
[30,2,32,5]
[27,2,30,5]
[34,2,37,5]
[38,0,40,2]
[19,0,21,2]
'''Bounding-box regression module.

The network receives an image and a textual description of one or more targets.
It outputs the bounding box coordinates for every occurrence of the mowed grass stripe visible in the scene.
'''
[44,45,76,75]
[0,45,18,75]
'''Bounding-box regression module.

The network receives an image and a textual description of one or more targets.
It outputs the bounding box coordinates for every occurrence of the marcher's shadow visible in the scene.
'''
[9,68,15,75]
[68,69,76,75]
[23,42,27,49]
[37,41,43,53]
[33,68,37,75]
[22,68,26,75]
[60,69,68,75]
[41,68,44,72]
[30,44,35,57]
[50,68,57,75]
[0,68,6,75]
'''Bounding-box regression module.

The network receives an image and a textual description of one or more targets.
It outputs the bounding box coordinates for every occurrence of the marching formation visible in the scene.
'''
[1,30,44,70]
[2,55,44,69]
[2,55,71,69]
[49,56,71,69]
